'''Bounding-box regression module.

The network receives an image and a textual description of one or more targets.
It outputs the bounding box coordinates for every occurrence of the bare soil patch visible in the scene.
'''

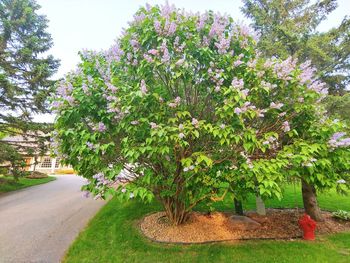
[140,209,350,243]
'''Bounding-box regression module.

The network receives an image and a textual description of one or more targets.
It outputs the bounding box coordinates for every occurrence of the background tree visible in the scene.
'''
[0,143,24,180]
[0,0,59,160]
[241,0,350,95]
[323,93,350,123]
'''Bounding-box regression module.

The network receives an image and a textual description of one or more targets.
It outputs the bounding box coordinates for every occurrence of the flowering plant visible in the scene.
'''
[53,3,349,224]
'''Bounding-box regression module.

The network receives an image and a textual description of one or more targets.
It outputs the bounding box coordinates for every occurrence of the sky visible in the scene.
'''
[33,0,350,122]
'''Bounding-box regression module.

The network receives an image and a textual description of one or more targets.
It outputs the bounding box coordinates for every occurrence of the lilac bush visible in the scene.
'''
[53,3,349,224]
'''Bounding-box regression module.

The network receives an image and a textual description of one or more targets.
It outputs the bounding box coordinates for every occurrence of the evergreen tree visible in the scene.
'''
[241,0,350,94]
[0,0,59,170]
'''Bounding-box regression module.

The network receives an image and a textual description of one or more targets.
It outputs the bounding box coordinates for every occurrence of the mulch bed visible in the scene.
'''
[139,209,350,244]
[26,171,48,179]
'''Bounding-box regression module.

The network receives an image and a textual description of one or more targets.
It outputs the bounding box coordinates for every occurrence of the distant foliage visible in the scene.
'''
[241,0,350,95]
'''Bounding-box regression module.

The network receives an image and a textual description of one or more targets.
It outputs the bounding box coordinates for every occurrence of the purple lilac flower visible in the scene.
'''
[231,78,244,89]
[143,54,154,63]
[282,121,290,132]
[270,102,284,109]
[82,83,89,93]
[106,83,117,93]
[160,1,175,18]
[241,89,249,97]
[299,60,316,84]
[273,57,297,80]
[86,142,94,150]
[257,71,265,78]
[247,59,257,68]
[256,109,266,118]
[168,96,181,108]
[154,20,162,34]
[160,40,170,63]
[337,138,350,147]
[308,80,328,95]
[131,120,139,125]
[234,107,242,115]
[175,58,185,66]
[331,132,346,141]
[197,13,207,31]
[263,59,273,69]
[148,49,159,55]
[238,24,251,37]
[179,133,185,139]
[215,36,231,54]
[130,39,140,51]
[107,42,124,62]
[163,19,177,36]
[132,13,146,25]
[234,60,243,67]
[98,122,106,132]
[82,191,90,198]
[93,172,110,186]
[209,16,226,37]
[140,79,148,95]
[278,112,286,117]
[192,118,199,128]
[202,36,210,47]
[150,122,158,129]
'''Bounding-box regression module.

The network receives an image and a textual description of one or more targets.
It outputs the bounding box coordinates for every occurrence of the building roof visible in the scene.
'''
[1,132,50,155]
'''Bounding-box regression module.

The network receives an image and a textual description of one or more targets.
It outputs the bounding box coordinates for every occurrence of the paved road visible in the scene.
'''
[0,175,105,263]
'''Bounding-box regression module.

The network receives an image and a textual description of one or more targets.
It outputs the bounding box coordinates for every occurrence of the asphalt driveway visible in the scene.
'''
[0,174,105,263]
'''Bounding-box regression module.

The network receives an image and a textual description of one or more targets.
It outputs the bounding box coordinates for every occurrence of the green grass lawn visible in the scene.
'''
[64,185,350,263]
[0,175,56,193]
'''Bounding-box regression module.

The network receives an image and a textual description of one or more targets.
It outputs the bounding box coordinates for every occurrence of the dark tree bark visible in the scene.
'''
[234,198,244,215]
[301,179,324,221]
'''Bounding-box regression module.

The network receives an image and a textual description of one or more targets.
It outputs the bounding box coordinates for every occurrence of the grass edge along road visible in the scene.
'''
[0,176,56,193]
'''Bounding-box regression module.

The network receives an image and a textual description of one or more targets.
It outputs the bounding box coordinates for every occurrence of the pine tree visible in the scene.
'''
[0,0,59,175]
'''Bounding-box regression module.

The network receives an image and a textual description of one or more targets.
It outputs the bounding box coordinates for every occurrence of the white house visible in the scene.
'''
[2,134,74,174]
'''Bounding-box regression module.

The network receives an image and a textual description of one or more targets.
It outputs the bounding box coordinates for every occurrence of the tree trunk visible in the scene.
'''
[10,162,19,181]
[33,156,37,172]
[301,179,324,221]
[256,196,266,215]
[234,198,244,215]
[162,198,189,225]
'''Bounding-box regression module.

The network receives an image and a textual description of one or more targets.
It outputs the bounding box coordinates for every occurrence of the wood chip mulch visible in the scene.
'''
[139,209,350,243]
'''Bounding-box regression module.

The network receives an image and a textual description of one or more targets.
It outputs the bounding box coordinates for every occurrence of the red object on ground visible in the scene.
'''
[298,213,317,240]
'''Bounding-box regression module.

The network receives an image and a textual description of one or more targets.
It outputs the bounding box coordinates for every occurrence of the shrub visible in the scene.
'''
[53,3,350,225]
[332,210,350,221]
[26,171,48,179]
